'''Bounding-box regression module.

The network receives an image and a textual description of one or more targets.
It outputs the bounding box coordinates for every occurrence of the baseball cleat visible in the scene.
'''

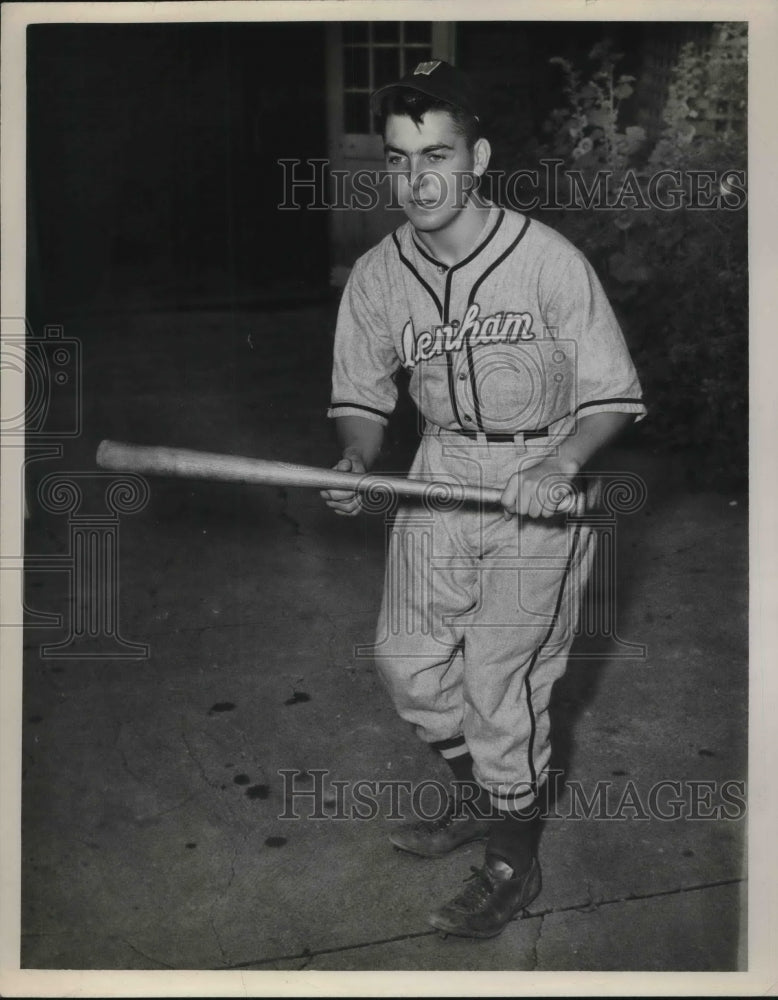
[388,796,491,858]
[427,855,541,938]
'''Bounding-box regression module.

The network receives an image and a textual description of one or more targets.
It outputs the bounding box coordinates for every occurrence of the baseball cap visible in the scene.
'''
[371,59,480,120]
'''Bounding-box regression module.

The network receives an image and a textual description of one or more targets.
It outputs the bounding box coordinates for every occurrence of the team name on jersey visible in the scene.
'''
[400,303,535,369]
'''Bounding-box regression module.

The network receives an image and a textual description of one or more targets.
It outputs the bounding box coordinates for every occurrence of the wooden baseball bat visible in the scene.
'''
[96,440,505,505]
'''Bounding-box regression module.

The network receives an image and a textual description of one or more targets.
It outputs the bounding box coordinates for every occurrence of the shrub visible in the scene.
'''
[520,27,748,489]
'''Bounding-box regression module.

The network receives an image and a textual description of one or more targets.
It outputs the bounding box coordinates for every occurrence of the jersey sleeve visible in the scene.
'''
[327,259,401,427]
[546,251,647,423]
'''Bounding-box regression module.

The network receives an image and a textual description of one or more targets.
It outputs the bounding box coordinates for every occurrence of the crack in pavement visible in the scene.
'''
[207,833,244,966]
[180,729,222,792]
[529,912,544,971]
[124,939,175,969]
[116,743,147,785]
[135,791,200,822]
[208,909,229,966]
[575,879,604,914]
[220,875,744,970]
[208,827,251,968]
[112,717,195,815]
[527,874,743,917]
[178,726,247,837]
[224,828,248,895]
[110,716,232,821]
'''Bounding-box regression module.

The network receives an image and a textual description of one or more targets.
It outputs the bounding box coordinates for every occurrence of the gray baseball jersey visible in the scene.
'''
[328,204,646,439]
[328,204,646,810]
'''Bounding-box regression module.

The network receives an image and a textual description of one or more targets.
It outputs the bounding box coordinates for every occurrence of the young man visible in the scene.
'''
[322,60,645,938]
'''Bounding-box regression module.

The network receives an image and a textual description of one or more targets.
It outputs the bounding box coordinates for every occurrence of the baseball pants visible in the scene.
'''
[373,430,596,812]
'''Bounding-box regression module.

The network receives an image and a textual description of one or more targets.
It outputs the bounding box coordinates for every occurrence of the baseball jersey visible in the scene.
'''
[328,204,646,440]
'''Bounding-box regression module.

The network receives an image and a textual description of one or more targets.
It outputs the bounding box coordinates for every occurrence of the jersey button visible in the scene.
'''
[463,414,473,422]
[437,265,446,273]
[458,373,467,381]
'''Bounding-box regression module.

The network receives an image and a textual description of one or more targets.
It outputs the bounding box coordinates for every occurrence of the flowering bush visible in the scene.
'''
[546,42,646,170]
[529,27,748,488]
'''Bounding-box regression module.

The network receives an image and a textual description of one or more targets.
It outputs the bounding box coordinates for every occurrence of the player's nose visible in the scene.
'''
[392,174,415,210]
[411,170,443,205]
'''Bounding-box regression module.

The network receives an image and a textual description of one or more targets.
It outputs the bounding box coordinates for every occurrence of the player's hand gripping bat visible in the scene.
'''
[95,440,505,506]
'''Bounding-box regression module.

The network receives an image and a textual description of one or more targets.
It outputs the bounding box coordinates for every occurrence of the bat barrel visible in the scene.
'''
[96,440,505,506]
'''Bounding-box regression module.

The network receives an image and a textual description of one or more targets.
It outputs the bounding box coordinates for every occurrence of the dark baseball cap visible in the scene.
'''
[371,59,480,120]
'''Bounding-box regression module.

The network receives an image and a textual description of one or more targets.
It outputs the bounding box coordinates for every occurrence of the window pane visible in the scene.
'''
[374,47,400,89]
[343,46,369,88]
[404,22,432,44]
[342,22,368,44]
[344,91,370,134]
[373,22,399,43]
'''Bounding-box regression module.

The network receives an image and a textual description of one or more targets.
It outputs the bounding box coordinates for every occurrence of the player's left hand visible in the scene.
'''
[500,456,580,520]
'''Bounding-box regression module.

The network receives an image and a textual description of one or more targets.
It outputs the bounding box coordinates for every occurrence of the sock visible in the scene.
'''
[486,805,540,876]
[446,751,475,783]
[444,752,491,818]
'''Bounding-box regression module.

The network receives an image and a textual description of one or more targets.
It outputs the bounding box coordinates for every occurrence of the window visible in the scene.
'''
[342,22,434,135]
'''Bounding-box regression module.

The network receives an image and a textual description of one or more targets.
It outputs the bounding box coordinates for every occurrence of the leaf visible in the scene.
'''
[587,108,610,128]
[614,83,634,100]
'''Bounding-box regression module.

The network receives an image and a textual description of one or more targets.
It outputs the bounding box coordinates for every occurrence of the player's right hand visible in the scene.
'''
[321,455,366,516]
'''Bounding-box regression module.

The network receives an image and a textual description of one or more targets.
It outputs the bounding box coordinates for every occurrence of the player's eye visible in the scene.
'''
[386,154,407,167]
[427,153,446,163]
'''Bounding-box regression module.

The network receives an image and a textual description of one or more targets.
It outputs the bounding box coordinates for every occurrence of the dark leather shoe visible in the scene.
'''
[428,855,541,938]
[388,796,490,858]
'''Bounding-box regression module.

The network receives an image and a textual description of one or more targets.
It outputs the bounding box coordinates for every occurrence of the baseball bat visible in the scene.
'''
[96,439,505,506]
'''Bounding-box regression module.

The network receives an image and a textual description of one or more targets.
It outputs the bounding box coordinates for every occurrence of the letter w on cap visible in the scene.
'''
[413,60,442,75]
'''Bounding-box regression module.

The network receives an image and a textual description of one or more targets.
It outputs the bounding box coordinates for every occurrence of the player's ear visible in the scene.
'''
[473,137,491,177]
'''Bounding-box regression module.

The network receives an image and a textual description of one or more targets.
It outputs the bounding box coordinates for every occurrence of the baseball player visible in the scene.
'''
[322,60,646,938]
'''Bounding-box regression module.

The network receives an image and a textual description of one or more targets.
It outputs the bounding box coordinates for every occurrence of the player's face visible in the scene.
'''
[383,110,489,233]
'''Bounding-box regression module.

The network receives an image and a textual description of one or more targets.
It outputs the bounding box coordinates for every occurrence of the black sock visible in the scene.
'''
[486,806,540,875]
[445,751,475,783]
[445,753,491,818]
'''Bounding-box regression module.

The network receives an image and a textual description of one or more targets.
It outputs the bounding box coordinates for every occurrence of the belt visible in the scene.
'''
[426,423,550,443]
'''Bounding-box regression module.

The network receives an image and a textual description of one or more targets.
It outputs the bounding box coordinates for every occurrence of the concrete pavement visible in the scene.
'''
[19,304,747,972]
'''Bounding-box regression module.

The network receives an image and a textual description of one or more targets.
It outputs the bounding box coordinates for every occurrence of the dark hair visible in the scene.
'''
[376,88,482,148]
